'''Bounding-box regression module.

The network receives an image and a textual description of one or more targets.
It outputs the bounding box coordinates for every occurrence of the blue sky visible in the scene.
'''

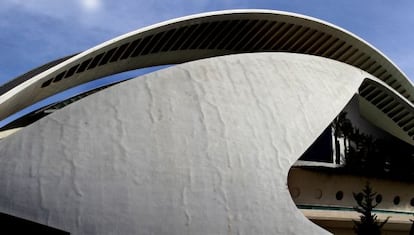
[1,0,414,82]
[0,0,413,125]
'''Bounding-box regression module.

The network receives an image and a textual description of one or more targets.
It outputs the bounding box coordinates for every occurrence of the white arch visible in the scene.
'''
[0,9,412,125]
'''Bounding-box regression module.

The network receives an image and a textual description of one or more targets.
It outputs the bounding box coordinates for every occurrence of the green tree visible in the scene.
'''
[353,183,389,235]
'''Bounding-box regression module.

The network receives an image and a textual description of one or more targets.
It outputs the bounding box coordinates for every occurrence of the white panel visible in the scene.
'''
[0,53,365,234]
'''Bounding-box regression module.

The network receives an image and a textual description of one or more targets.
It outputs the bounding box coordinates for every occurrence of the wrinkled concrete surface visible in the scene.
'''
[0,53,365,234]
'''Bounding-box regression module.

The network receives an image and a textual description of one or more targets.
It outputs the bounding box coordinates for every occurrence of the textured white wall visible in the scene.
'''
[0,53,365,234]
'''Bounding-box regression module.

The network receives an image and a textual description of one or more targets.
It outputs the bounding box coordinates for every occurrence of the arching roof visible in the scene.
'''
[0,9,413,138]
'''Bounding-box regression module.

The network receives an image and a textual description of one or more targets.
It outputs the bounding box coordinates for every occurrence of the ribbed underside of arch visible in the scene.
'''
[0,10,412,127]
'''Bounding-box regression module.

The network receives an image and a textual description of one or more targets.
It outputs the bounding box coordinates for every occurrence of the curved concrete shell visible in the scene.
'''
[1,10,413,234]
[0,10,413,130]
[0,53,367,234]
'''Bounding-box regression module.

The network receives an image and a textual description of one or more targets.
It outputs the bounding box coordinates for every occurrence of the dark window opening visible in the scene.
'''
[162,27,186,52]
[299,126,333,163]
[87,53,104,70]
[131,35,153,57]
[76,58,92,73]
[393,196,400,205]
[98,48,117,66]
[120,39,141,59]
[53,71,66,83]
[375,194,383,204]
[297,95,414,182]
[110,43,129,62]
[336,191,344,200]
[64,65,79,78]
[41,78,53,88]
[142,32,164,55]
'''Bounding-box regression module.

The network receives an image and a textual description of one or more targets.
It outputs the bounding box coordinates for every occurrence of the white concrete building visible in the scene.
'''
[0,10,413,234]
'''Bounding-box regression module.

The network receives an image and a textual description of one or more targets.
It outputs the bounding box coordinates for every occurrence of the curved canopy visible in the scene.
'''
[0,9,413,140]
